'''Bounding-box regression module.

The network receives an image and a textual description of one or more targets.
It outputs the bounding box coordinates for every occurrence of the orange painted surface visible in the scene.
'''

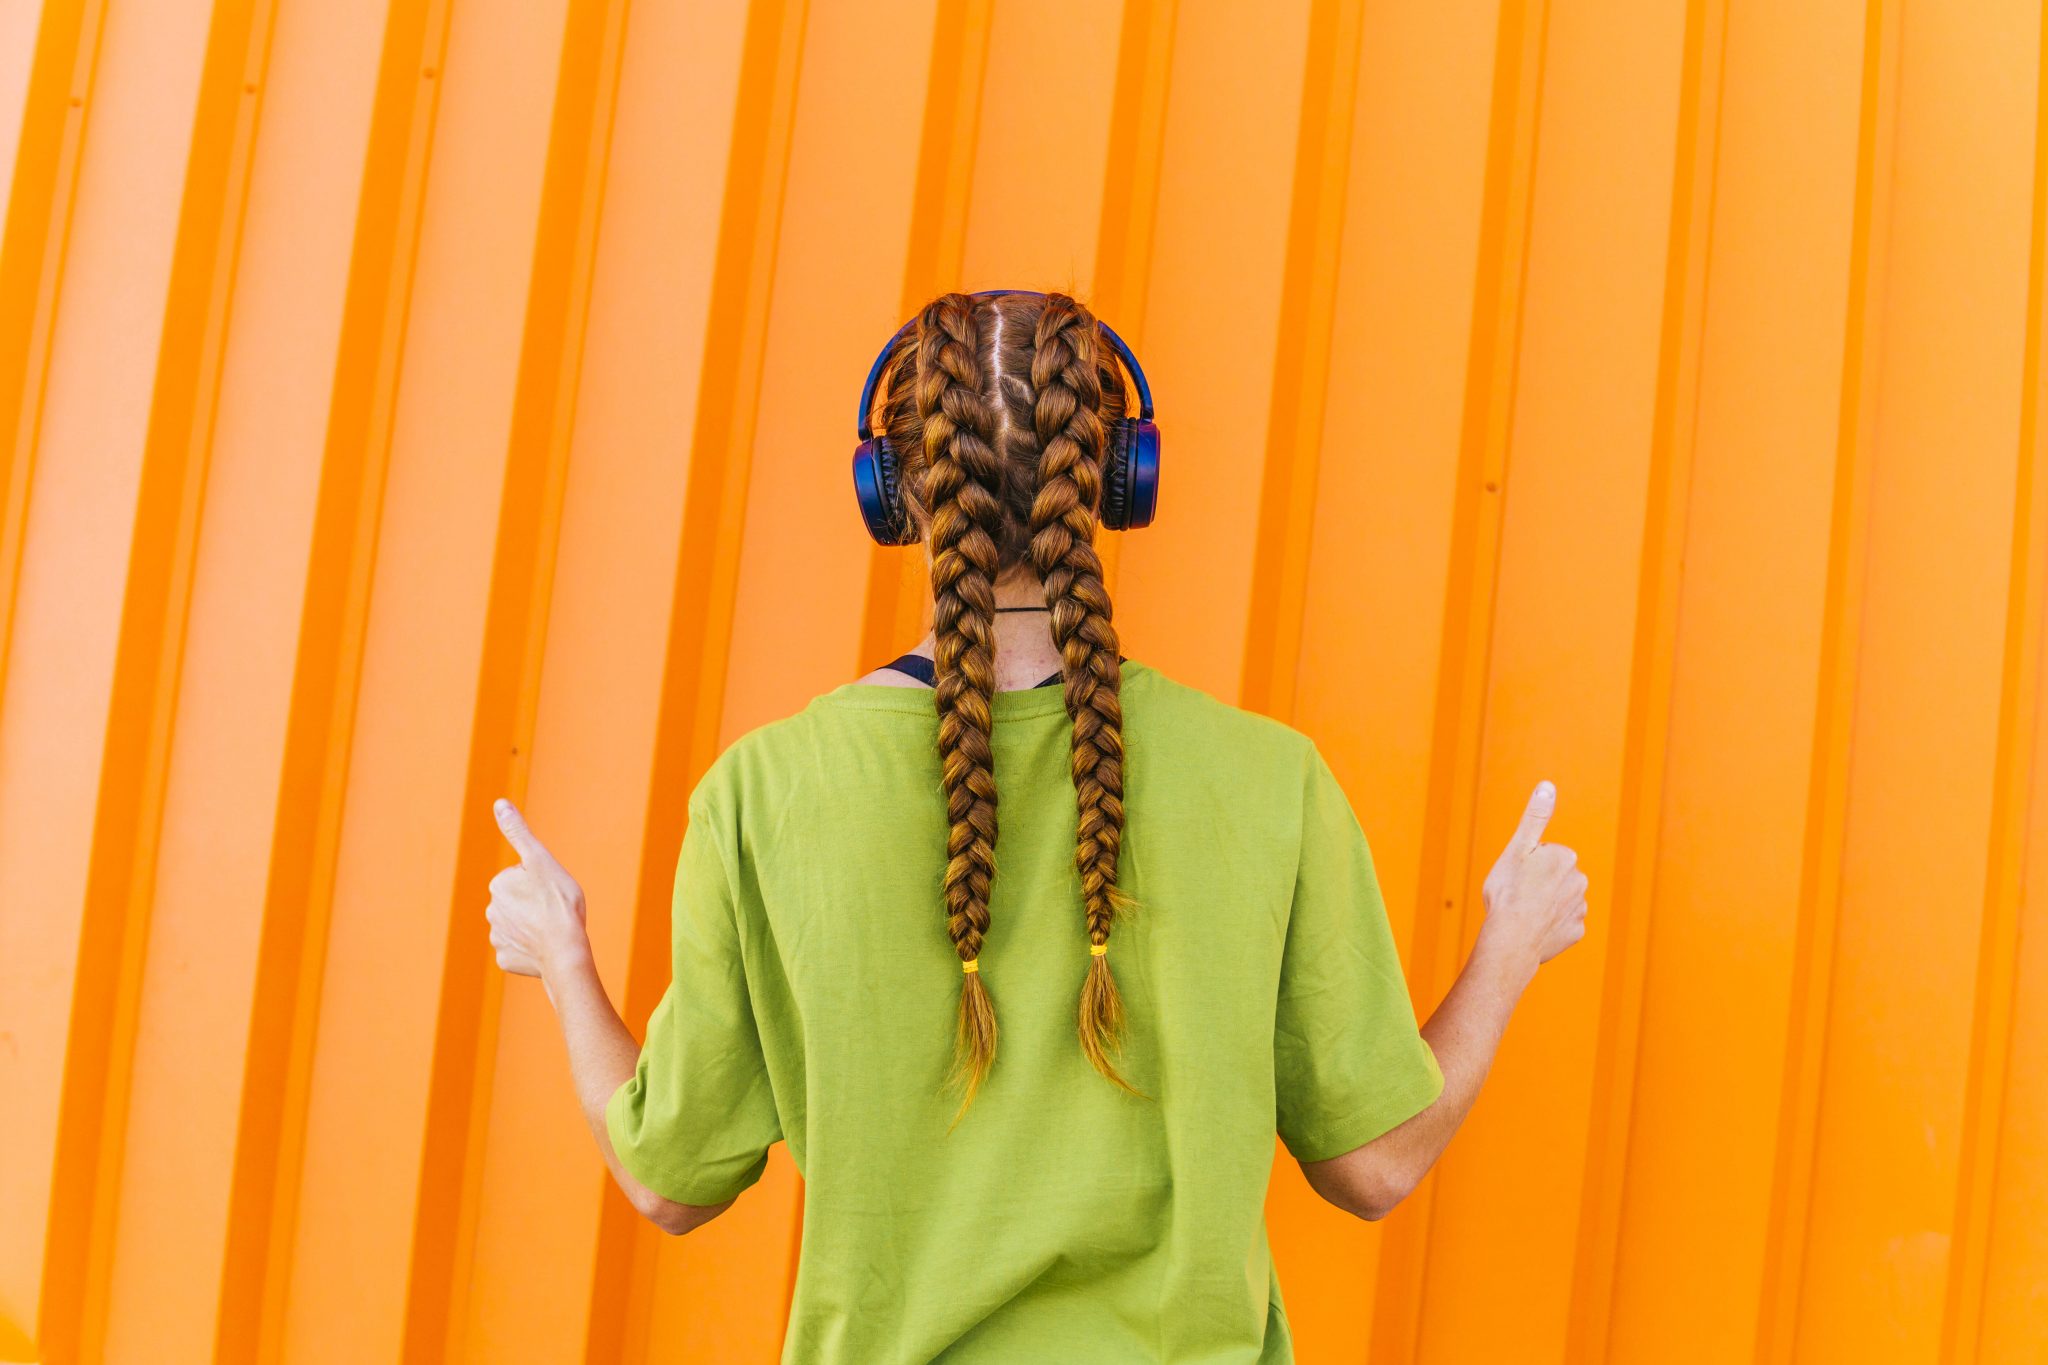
[4,0,2046,1361]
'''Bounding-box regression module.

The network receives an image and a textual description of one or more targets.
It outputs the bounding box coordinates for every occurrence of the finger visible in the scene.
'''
[494,797,550,867]
[1507,779,1557,858]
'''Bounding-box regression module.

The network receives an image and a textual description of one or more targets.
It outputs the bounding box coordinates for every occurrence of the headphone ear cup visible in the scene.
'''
[1100,422,1132,530]
[852,438,920,545]
[1100,419,1159,531]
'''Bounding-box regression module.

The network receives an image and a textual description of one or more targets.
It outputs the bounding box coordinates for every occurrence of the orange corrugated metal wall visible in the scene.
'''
[3,0,2045,1360]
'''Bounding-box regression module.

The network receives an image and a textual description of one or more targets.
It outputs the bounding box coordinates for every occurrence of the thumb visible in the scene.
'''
[1506,779,1557,858]
[494,797,550,866]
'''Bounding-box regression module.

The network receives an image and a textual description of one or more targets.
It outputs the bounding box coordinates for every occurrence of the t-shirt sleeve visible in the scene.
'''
[604,788,784,1206]
[1273,741,1445,1163]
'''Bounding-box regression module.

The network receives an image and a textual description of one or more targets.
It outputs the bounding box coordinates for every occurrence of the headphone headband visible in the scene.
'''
[854,289,1153,441]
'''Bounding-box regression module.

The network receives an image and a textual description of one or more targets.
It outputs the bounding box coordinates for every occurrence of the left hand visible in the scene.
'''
[487,797,591,983]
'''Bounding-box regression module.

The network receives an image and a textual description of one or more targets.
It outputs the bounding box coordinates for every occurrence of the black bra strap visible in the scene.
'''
[879,652,1127,691]
[880,653,942,687]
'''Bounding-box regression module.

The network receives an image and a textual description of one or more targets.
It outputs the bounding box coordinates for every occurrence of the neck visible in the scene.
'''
[913,584,1065,691]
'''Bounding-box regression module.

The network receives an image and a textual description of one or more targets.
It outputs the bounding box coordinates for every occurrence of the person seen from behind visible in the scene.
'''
[482,289,1591,1363]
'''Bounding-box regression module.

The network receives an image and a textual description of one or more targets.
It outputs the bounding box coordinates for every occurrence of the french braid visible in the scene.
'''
[914,292,1008,1128]
[1024,294,1146,1099]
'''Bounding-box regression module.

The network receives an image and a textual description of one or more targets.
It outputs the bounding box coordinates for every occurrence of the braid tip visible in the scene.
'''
[1078,951,1151,1101]
[944,965,999,1132]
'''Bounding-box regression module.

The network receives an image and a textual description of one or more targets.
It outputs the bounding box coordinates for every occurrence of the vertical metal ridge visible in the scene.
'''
[400,0,638,1356]
[1562,0,1729,1359]
[579,1,809,1357]
[1937,7,2048,1357]
[215,3,458,1361]
[1239,0,1364,726]
[1091,0,1176,601]
[854,0,994,676]
[1369,0,1551,1359]
[0,3,106,1356]
[1752,0,1900,1359]
[0,0,106,718]
[1092,0,1177,354]
[42,0,274,1358]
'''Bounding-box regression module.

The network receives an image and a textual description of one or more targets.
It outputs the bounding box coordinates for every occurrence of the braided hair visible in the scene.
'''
[1024,295,1144,1098]
[877,290,1146,1125]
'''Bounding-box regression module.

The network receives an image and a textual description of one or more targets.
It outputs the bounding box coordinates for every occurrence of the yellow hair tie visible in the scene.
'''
[1090,943,1108,956]
[961,958,980,974]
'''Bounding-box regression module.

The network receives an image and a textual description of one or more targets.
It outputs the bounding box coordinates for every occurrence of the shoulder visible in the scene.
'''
[1121,662,1320,805]
[1125,661,1316,761]
[689,705,820,813]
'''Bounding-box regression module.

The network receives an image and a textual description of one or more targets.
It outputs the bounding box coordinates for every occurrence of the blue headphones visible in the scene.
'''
[851,289,1161,546]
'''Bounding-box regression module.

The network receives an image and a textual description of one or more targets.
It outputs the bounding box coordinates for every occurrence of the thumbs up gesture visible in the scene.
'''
[1477,780,1589,971]
[486,797,591,981]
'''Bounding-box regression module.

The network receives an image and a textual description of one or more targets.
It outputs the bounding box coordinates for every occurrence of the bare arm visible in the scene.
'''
[1298,779,1588,1220]
[543,950,736,1236]
[487,798,736,1237]
[1298,933,1534,1219]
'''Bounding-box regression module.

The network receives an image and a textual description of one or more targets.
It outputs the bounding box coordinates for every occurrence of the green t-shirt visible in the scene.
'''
[606,658,1443,1362]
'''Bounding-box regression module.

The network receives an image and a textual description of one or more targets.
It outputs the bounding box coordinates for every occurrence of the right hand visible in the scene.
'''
[1478,779,1588,969]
